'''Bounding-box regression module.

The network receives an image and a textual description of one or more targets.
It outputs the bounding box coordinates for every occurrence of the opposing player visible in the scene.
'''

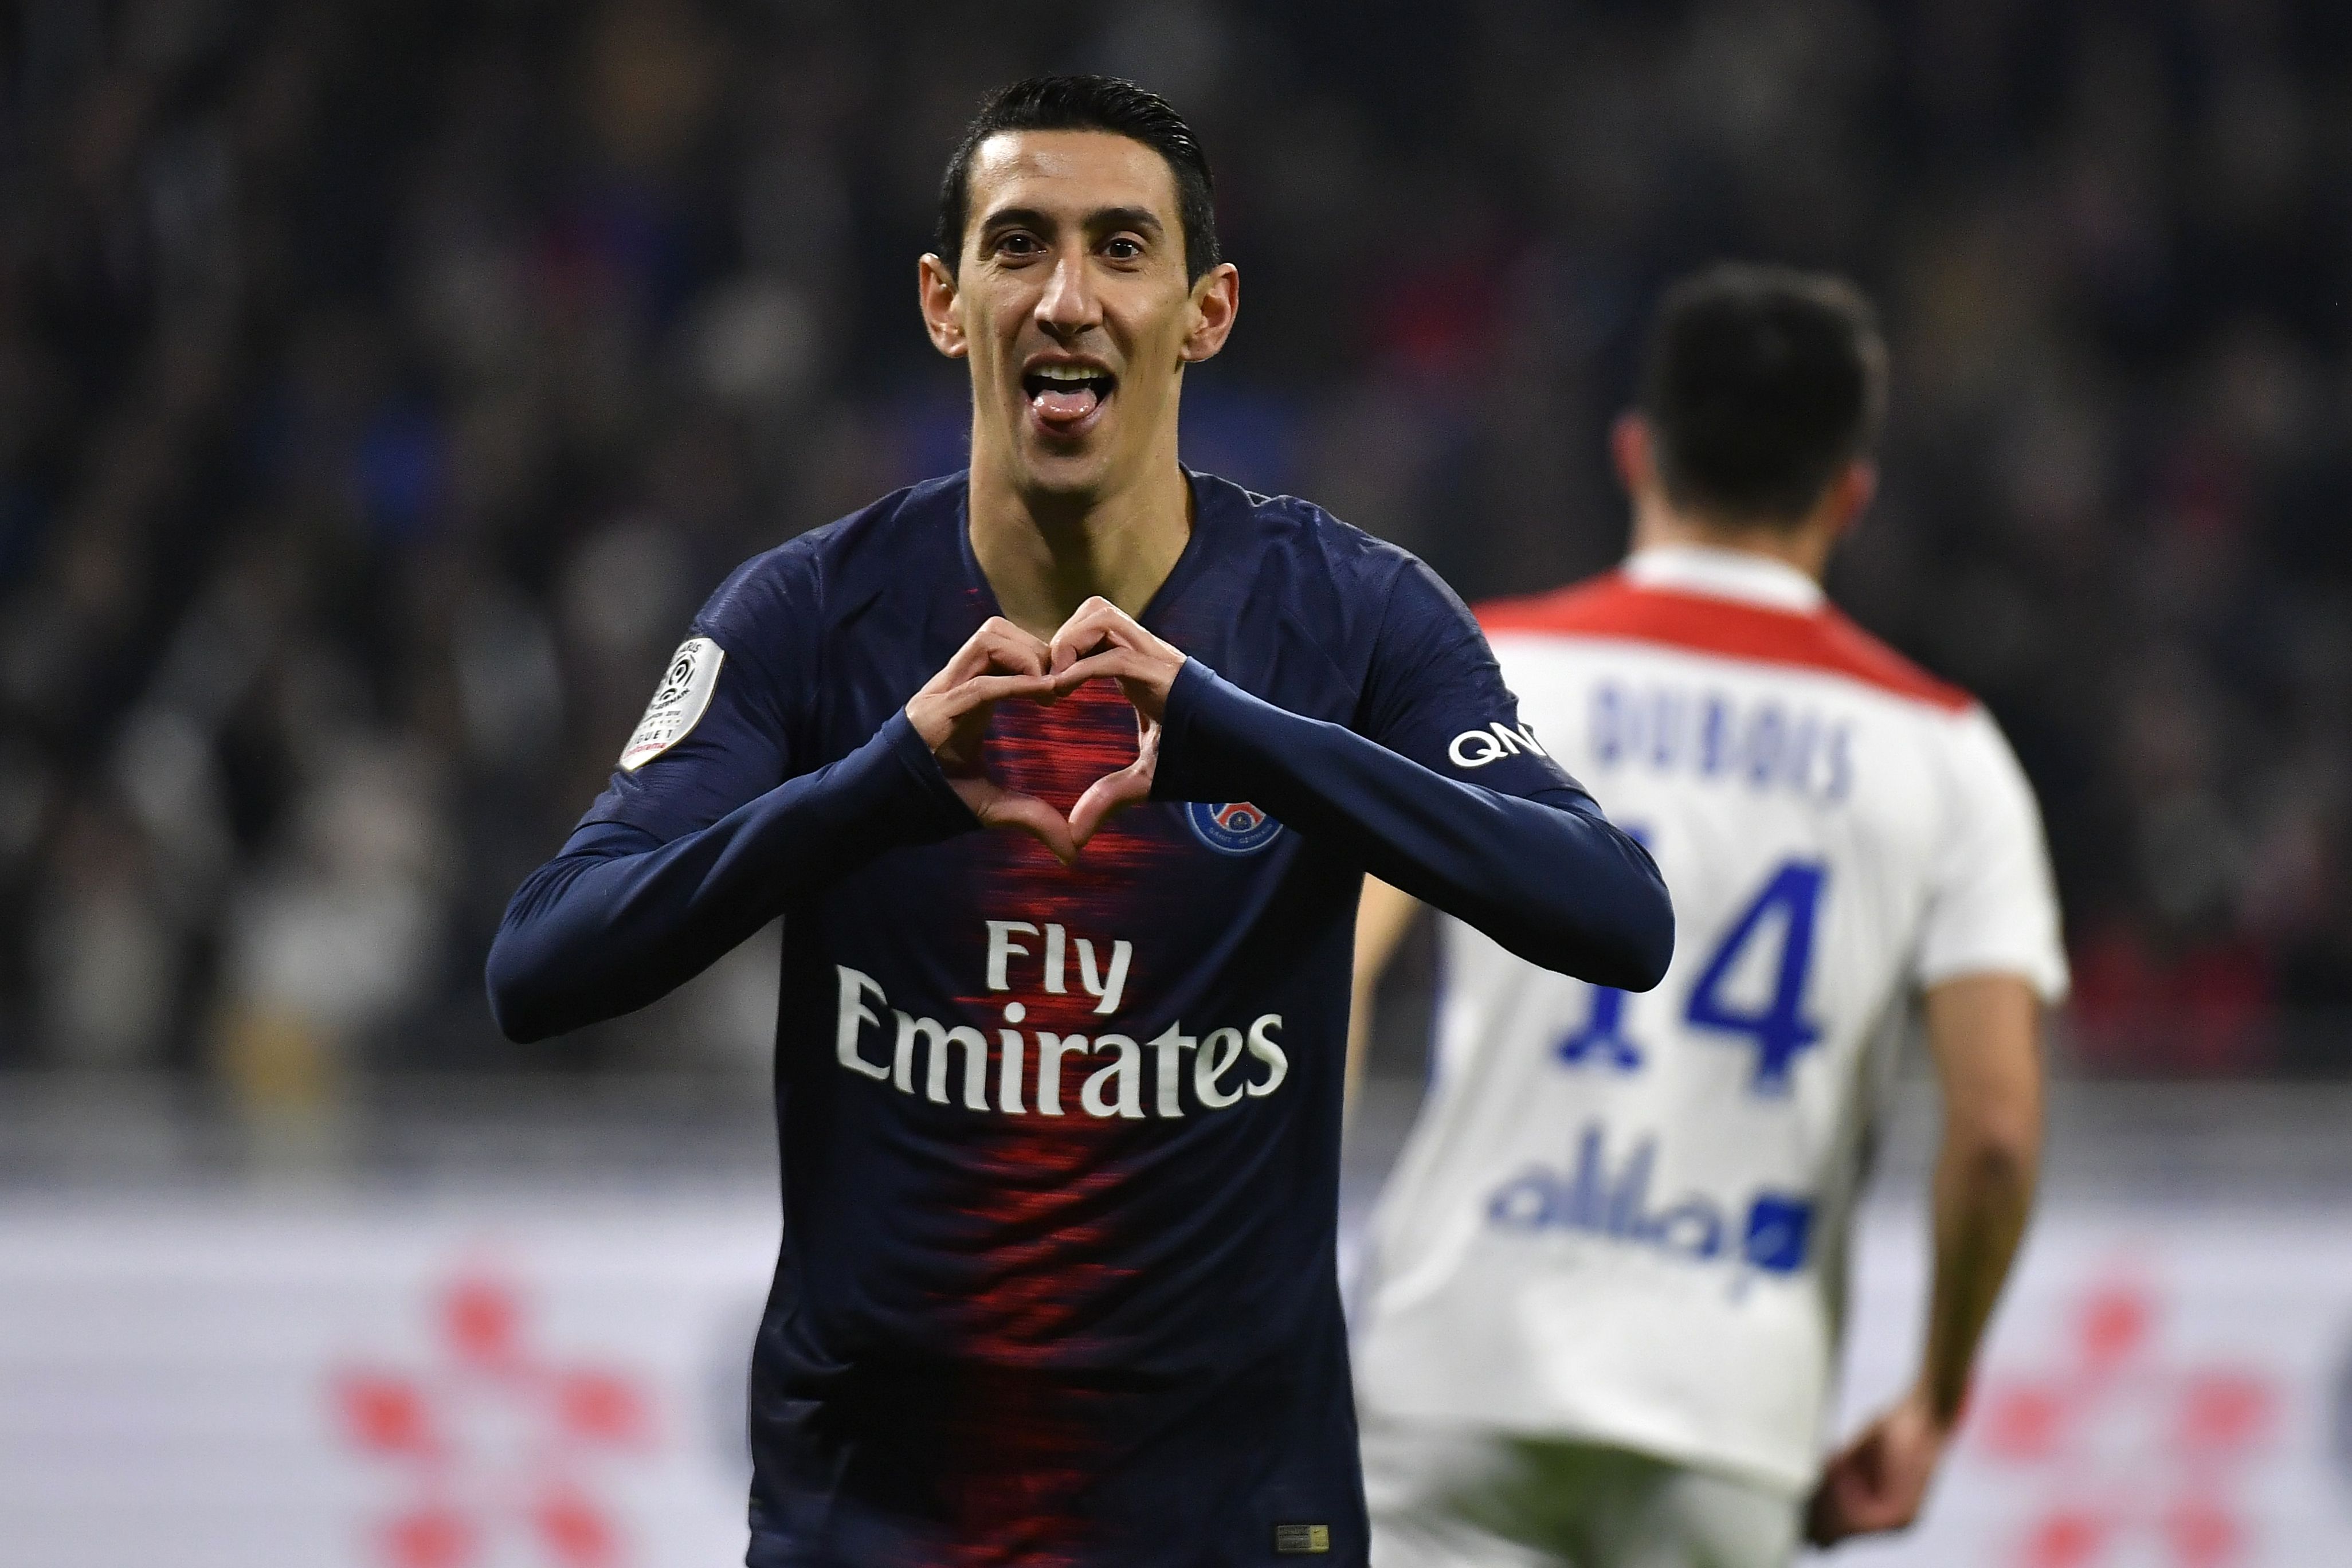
[487,76,1669,1566]
[1348,265,2064,1567]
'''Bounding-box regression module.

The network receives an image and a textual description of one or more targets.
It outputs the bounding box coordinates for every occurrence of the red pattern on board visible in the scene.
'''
[1477,572,1974,713]
[384,1506,474,1568]
[1971,1269,2277,1568]
[340,1373,441,1458]
[331,1267,652,1568]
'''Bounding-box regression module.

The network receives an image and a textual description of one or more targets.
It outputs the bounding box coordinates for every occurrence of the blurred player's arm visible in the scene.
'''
[1808,972,2043,1545]
[1918,974,2044,1425]
[487,618,1063,1043]
[1813,707,2064,1545]
[1347,876,1421,1116]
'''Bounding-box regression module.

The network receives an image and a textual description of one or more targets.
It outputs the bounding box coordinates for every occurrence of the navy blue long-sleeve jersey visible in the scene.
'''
[488,471,1671,1567]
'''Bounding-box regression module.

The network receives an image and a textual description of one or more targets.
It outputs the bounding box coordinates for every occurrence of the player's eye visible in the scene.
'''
[993,231,1044,259]
[1102,236,1144,261]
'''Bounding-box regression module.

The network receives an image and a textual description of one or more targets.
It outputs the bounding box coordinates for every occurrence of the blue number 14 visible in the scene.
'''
[1556,848,1827,1096]
[1684,860,1827,1094]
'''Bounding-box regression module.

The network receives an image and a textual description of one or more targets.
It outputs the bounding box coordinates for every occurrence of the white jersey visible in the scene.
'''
[1352,546,2067,1495]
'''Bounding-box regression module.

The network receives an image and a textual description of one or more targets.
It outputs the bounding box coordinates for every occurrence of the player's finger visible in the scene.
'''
[982,788,1079,866]
[1069,761,1153,848]
[1049,648,1142,691]
[934,621,1005,686]
[919,672,1059,755]
[1057,649,1179,720]
[938,671,1063,717]
[1046,618,1101,678]
[1048,597,1133,675]
[942,775,1076,864]
[939,617,1052,685]
[975,617,1052,676]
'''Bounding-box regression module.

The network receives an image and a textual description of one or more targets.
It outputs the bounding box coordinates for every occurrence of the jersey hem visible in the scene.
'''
[1358,1394,1815,1498]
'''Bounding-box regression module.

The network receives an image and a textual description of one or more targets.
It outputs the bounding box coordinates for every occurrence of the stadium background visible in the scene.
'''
[2,2,2349,1565]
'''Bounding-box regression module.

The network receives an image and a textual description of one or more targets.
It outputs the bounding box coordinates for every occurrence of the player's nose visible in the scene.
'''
[1033,248,1101,336]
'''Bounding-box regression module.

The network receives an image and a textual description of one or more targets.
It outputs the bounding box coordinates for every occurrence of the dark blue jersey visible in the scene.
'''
[488,472,1671,1567]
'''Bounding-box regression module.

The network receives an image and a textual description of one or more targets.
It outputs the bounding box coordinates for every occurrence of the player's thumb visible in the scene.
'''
[987,790,1079,867]
[1070,765,1150,849]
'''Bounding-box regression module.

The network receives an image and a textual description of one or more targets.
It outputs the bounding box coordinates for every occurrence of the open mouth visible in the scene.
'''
[1021,362,1116,431]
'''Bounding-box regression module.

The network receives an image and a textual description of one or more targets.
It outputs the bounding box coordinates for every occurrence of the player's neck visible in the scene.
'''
[1630,502,1835,585]
[967,454,1193,641]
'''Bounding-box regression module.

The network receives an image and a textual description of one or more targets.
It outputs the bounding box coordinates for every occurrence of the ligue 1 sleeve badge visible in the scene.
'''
[1185,800,1284,855]
[619,637,723,771]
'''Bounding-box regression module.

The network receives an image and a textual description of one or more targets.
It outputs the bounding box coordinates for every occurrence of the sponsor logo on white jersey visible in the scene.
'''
[1485,1122,1814,1278]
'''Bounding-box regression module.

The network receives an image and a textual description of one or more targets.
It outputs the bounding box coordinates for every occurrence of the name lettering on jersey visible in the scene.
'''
[1484,1122,1814,1280]
[833,922,1288,1118]
[1590,681,1853,803]
[1447,720,1549,769]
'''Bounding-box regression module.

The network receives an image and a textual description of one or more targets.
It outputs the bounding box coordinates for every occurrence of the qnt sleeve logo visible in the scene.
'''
[1447,721,1547,769]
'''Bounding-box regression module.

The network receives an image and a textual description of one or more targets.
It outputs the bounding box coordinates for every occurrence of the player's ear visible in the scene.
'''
[1178,262,1240,364]
[1830,458,1877,534]
[918,253,967,359]
[1611,412,1655,498]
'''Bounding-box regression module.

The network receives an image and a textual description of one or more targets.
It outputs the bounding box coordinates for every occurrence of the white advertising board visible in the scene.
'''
[2,1194,2349,1566]
[0,1195,779,1568]
[1826,1204,2352,1567]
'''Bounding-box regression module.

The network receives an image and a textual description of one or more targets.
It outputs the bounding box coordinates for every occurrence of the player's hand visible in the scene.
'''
[1047,598,1186,848]
[1805,1384,1952,1546]
[906,618,1076,865]
[1047,596,1186,719]
[1067,701,1159,850]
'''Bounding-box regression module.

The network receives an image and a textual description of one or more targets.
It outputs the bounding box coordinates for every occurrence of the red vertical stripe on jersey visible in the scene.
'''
[932,676,1185,1565]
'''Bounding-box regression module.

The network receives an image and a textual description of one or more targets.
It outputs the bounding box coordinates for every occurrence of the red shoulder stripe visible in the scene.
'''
[1476,573,1973,714]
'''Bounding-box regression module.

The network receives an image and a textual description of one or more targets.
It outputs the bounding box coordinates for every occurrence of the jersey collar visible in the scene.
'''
[1621,544,1825,614]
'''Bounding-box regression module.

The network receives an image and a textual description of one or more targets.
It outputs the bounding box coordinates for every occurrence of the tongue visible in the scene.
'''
[1033,387,1099,422]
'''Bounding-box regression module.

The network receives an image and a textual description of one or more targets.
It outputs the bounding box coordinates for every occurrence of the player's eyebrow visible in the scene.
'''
[978,205,1168,244]
[1084,205,1165,241]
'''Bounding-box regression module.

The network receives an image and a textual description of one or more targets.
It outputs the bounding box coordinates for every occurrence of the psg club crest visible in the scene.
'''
[1185,800,1284,856]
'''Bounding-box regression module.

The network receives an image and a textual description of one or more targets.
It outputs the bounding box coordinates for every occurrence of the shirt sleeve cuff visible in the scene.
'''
[878,708,983,839]
[1151,657,1225,803]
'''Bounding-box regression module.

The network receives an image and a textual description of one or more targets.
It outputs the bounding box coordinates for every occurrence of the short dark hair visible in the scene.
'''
[1637,262,1888,524]
[934,74,1221,284]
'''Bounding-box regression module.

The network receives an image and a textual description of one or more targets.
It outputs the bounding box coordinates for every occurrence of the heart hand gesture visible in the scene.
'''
[904,599,1190,863]
[904,618,1079,865]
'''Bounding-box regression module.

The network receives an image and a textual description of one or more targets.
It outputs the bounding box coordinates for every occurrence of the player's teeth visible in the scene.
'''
[1035,365,1099,381]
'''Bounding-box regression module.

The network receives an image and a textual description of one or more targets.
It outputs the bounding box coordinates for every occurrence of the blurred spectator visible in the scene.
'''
[3,0,2348,1084]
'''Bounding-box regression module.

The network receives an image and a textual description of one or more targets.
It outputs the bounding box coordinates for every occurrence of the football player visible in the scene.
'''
[1350,264,2064,1567]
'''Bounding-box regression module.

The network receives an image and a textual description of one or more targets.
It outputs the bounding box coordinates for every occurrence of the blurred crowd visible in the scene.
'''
[3,0,2349,1095]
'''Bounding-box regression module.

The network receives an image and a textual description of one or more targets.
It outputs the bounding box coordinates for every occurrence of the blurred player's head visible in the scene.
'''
[918,75,1239,512]
[1616,262,1886,567]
